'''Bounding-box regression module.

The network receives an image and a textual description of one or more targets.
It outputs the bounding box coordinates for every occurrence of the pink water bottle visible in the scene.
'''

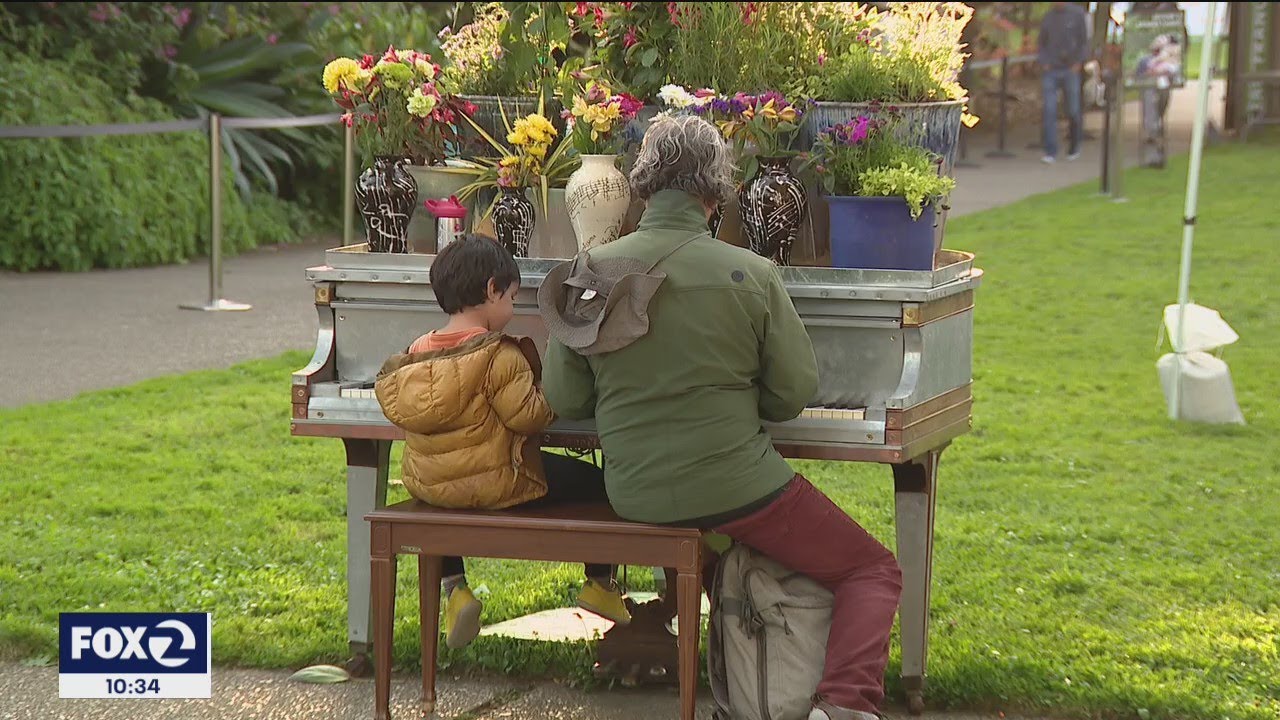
[424,196,468,253]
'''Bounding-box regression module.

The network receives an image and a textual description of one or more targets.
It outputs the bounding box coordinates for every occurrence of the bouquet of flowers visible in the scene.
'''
[704,91,807,158]
[498,113,559,188]
[322,46,476,166]
[802,110,955,219]
[565,80,643,154]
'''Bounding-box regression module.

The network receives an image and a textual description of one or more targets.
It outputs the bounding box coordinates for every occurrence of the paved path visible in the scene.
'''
[0,662,1056,720]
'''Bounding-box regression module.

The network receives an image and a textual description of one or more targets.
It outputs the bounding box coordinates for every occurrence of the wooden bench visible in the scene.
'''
[365,500,705,720]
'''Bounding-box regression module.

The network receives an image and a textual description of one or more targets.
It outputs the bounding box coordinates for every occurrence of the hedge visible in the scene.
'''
[0,50,311,271]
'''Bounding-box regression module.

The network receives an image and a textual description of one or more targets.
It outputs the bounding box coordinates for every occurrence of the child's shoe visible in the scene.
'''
[443,585,483,649]
[576,578,631,626]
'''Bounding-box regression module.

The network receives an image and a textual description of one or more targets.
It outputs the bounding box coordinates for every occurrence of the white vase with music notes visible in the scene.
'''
[564,154,631,252]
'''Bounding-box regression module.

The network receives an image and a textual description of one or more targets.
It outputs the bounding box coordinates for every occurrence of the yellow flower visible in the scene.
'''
[759,99,778,121]
[571,96,589,118]
[779,106,798,124]
[527,143,548,160]
[526,124,548,144]
[322,57,361,94]
[414,58,436,78]
[507,129,529,146]
[500,155,521,167]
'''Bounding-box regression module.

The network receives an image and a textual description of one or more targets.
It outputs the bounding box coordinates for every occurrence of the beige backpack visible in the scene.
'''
[708,543,834,720]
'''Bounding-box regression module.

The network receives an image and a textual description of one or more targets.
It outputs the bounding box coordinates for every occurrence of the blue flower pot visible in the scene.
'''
[827,195,936,271]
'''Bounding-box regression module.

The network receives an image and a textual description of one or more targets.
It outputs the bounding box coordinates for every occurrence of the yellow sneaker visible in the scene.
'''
[577,579,631,626]
[442,585,483,649]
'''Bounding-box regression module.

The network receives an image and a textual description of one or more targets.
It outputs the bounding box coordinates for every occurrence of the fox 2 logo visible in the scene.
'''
[60,613,210,675]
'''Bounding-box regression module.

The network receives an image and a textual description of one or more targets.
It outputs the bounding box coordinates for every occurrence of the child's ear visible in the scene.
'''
[486,277,500,302]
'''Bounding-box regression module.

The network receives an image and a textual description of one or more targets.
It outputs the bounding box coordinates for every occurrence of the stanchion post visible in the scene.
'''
[954,65,982,169]
[1109,80,1126,202]
[1100,72,1113,195]
[343,121,355,247]
[181,113,251,311]
[986,55,1016,158]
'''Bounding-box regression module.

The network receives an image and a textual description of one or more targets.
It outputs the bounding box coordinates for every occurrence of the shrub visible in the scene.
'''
[0,49,311,271]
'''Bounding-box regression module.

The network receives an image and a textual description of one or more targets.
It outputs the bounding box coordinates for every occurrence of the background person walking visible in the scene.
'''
[1038,2,1091,163]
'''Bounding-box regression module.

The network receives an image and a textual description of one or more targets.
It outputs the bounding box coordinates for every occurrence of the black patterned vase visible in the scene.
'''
[355,156,417,253]
[492,187,536,258]
[738,156,807,266]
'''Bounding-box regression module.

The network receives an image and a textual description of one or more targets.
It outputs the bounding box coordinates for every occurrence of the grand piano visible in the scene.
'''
[291,244,981,713]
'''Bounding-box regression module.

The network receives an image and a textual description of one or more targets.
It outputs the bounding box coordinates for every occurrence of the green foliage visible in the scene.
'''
[310,2,450,62]
[857,162,955,219]
[0,50,310,271]
[584,2,678,100]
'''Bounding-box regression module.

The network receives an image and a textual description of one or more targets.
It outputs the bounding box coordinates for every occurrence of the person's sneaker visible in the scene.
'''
[808,699,880,720]
[442,585,483,649]
[1067,151,1081,161]
[576,579,632,626]
[1041,155,1056,164]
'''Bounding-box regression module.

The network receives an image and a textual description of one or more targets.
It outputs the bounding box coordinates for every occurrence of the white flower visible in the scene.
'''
[658,84,695,109]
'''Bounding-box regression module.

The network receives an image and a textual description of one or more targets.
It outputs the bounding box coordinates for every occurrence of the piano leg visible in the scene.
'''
[343,438,391,678]
[893,446,943,716]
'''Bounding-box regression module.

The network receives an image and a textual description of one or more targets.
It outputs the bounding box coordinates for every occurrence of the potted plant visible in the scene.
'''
[562,79,643,252]
[806,2,977,173]
[803,113,955,271]
[457,107,574,258]
[441,2,567,155]
[323,46,464,253]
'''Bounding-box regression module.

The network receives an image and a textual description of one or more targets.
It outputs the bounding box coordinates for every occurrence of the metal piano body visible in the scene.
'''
[291,245,982,712]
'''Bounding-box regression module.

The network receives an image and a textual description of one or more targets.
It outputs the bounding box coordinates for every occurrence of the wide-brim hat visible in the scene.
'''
[537,251,667,356]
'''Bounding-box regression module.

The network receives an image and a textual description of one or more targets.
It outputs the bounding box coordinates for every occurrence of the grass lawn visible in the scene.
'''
[3,141,1279,719]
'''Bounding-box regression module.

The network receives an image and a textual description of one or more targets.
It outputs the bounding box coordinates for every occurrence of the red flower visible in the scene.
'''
[740,2,760,25]
[666,1,681,28]
[573,1,589,16]
[359,54,376,69]
[623,26,638,49]
[459,100,478,116]
[621,1,635,9]
[593,5,605,28]
[614,92,644,119]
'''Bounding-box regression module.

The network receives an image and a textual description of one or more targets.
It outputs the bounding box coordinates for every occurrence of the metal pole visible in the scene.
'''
[1170,1,1221,421]
[1100,70,1113,194]
[343,121,355,247]
[1109,78,1126,202]
[181,113,251,311]
[986,55,1016,158]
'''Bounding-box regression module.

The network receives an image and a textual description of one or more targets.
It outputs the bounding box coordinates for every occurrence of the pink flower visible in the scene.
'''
[614,93,644,120]
[573,1,589,16]
[341,112,354,127]
[666,1,681,28]
[593,5,605,28]
[621,1,635,9]
[381,45,399,63]
[328,4,341,17]
[585,83,608,104]
[817,51,826,67]
[266,33,279,45]
[694,88,716,99]
[623,26,638,49]
[359,54,376,69]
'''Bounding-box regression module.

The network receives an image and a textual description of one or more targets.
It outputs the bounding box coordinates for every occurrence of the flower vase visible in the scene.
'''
[355,156,417,253]
[492,187,536,258]
[564,154,631,252]
[738,156,807,266]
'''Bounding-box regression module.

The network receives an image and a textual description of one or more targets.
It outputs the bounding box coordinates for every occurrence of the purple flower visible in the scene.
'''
[710,97,732,115]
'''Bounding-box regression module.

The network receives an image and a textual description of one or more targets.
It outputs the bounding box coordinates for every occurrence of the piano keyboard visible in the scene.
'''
[338,384,862,420]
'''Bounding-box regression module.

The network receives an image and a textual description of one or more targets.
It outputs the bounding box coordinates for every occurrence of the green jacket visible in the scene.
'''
[542,190,819,524]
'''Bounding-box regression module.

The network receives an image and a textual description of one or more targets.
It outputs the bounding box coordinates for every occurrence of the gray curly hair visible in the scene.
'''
[629,114,736,206]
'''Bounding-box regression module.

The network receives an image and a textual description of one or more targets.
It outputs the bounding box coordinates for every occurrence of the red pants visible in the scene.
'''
[714,475,902,715]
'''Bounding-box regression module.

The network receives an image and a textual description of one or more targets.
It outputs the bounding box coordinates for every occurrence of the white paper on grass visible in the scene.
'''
[1161,303,1239,353]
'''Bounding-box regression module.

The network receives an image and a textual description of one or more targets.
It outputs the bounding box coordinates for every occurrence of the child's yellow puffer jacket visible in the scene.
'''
[375,332,554,509]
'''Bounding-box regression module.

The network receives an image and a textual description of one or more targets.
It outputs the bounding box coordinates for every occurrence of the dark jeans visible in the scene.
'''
[713,475,902,715]
[1042,67,1083,157]
[441,451,613,580]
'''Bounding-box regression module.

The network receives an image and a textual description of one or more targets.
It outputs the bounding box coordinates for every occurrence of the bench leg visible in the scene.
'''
[677,569,701,720]
[418,555,442,717]
[372,551,397,720]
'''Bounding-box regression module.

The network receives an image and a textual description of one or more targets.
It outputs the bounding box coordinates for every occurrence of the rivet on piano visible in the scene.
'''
[317,411,325,418]
[372,274,379,280]
[339,315,346,321]
[403,275,411,281]
[849,291,857,297]
[821,290,829,298]
[340,273,347,279]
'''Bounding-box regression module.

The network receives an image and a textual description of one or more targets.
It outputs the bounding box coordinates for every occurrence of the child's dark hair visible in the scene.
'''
[429,234,520,314]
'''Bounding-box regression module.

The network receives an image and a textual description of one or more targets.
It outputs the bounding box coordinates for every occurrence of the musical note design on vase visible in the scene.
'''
[355,156,417,253]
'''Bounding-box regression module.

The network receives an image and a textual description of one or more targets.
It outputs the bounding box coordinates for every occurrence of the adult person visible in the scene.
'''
[537,114,902,720]
[1037,1,1091,163]
[1130,2,1186,168]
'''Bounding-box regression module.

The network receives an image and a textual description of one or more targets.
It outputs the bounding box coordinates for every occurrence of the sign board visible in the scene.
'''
[1123,10,1189,90]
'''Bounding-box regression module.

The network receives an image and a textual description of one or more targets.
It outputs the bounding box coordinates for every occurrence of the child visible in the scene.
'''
[374,234,629,650]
